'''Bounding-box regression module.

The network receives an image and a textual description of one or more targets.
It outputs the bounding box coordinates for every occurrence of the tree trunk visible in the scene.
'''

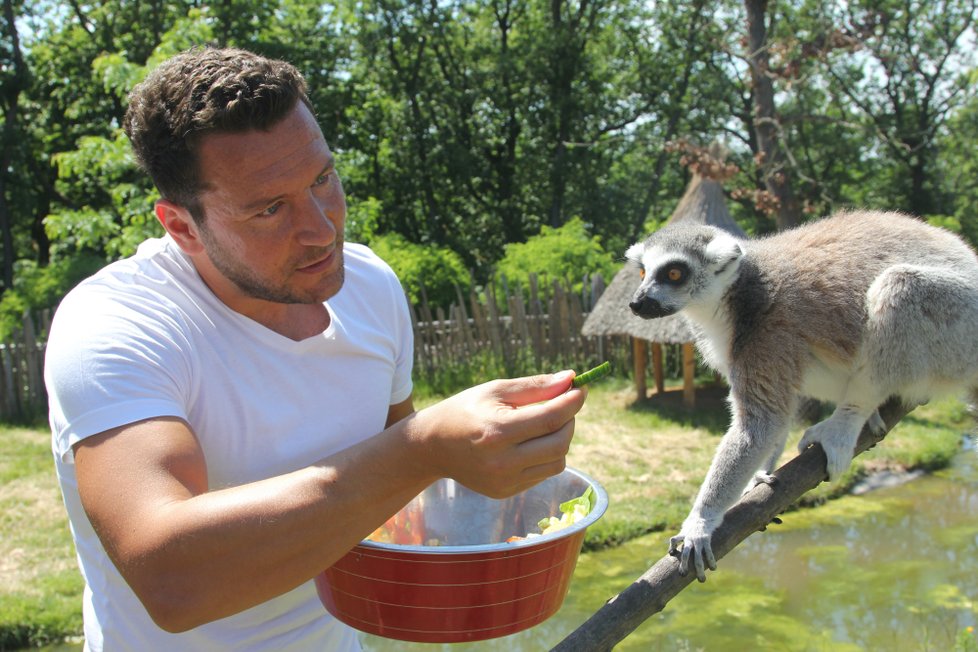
[744,0,800,230]
[1,0,27,290]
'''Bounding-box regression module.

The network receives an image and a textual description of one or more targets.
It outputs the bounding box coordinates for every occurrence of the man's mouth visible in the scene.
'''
[296,248,335,273]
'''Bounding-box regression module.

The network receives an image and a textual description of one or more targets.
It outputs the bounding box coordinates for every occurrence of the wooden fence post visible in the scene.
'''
[682,342,696,408]
[632,339,647,401]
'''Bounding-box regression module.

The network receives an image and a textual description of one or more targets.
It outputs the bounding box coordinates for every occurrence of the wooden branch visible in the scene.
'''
[551,397,912,652]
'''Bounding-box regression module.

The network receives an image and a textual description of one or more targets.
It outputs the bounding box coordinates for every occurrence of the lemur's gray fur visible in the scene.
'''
[626,210,978,582]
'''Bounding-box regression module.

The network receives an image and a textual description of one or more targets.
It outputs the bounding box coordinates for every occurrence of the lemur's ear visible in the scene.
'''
[705,232,743,266]
[625,241,645,263]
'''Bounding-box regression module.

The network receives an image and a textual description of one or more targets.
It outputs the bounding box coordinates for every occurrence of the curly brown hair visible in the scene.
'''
[123,47,313,223]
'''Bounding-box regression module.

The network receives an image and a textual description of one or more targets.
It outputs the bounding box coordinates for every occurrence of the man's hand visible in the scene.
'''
[405,370,585,498]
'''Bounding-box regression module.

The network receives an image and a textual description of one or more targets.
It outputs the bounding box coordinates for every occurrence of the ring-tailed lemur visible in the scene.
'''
[626,210,978,582]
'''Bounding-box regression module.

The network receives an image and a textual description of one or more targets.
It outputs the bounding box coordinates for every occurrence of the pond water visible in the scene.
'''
[363,438,978,651]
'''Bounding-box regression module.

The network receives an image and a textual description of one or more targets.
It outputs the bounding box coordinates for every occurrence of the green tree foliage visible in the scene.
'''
[494,217,616,300]
[939,92,978,248]
[0,253,105,340]
[4,0,978,330]
[43,11,214,260]
[367,232,471,309]
[767,0,976,218]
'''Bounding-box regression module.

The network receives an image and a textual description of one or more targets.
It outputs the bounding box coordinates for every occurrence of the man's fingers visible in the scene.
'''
[495,385,584,447]
[492,371,577,407]
[514,437,571,478]
[514,417,574,459]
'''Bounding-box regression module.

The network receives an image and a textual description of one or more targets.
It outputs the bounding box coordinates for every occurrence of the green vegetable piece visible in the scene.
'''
[572,361,612,387]
[537,486,596,533]
[559,485,595,516]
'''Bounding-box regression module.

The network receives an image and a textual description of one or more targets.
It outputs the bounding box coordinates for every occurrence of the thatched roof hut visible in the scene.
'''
[582,171,745,405]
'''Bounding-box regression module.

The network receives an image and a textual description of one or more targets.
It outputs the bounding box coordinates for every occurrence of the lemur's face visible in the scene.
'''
[625,224,743,319]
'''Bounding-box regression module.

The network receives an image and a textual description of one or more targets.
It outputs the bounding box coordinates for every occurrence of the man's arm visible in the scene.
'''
[73,372,583,632]
[385,395,415,428]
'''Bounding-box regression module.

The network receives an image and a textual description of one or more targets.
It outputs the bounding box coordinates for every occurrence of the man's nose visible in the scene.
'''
[297,188,340,245]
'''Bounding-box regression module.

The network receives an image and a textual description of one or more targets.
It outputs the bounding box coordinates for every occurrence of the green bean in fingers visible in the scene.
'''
[572,361,612,388]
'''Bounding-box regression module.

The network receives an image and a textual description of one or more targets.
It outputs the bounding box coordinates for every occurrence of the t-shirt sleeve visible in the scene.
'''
[384,261,415,406]
[390,288,414,405]
[45,287,194,462]
[353,244,415,405]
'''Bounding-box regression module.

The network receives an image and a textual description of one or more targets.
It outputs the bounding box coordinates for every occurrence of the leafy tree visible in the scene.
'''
[8,0,978,340]
[939,89,978,247]
[0,252,105,339]
[43,11,214,260]
[829,0,975,217]
[367,232,471,309]
[768,0,977,218]
[340,0,713,273]
[493,217,616,301]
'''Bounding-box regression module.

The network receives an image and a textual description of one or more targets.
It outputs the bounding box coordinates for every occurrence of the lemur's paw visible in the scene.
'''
[743,471,777,495]
[668,516,719,582]
[798,421,856,482]
[867,410,886,435]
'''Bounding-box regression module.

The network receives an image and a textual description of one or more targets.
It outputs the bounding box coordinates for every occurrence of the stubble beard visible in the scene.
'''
[199,227,346,305]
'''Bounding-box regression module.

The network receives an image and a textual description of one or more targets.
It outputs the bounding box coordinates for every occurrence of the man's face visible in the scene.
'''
[192,102,347,308]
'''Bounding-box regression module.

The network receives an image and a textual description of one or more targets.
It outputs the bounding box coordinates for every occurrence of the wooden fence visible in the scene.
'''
[409,273,634,387]
[1,310,51,423]
[0,273,645,422]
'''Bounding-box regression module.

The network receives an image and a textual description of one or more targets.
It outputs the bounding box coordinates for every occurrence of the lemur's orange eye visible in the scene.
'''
[657,261,690,285]
[639,267,646,279]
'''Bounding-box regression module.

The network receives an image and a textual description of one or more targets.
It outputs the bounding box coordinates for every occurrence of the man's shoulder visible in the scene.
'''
[344,241,389,269]
[54,236,201,334]
[70,237,188,292]
[342,242,400,285]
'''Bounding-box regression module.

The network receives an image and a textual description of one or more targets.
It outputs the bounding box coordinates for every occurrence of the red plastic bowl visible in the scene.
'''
[315,467,608,643]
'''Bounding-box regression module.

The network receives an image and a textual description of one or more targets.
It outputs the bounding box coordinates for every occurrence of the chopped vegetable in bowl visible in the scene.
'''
[507,486,596,542]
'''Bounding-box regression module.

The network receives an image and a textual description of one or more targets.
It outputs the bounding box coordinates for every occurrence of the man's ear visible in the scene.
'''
[155,199,205,255]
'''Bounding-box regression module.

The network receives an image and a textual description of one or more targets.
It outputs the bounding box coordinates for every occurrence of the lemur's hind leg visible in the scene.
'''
[802,264,978,480]
[798,402,883,481]
[866,409,886,435]
[743,431,789,495]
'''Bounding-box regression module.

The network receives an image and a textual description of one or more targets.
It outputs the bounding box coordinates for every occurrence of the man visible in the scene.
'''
[45,46,587,651]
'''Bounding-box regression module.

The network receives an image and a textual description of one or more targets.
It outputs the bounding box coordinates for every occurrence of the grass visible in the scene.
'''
[0,427,84,649]
[1,380,970,648]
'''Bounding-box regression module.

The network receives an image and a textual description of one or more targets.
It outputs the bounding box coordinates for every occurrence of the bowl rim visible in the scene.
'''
[354,467,609,555]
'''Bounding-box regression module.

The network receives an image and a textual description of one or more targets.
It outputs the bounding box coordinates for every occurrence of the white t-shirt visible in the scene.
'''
[45,236,414,651]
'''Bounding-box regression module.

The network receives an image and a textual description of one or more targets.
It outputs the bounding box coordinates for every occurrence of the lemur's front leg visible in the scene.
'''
[670,395,791,582]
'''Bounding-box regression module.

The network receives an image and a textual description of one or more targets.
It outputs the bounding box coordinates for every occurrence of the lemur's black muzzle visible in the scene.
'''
[629,295,675,319]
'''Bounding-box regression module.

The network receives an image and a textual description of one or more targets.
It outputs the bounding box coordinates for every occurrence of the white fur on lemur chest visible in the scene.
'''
[683,302,734,378]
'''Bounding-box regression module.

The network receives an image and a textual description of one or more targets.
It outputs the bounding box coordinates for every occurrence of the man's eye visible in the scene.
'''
[259,202,283,217]
[314,171,333,186]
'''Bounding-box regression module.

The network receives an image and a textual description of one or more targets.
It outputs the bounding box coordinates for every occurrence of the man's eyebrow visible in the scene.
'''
[316,155,337,178]
[240,192,283,215]
[238,156,337,214]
